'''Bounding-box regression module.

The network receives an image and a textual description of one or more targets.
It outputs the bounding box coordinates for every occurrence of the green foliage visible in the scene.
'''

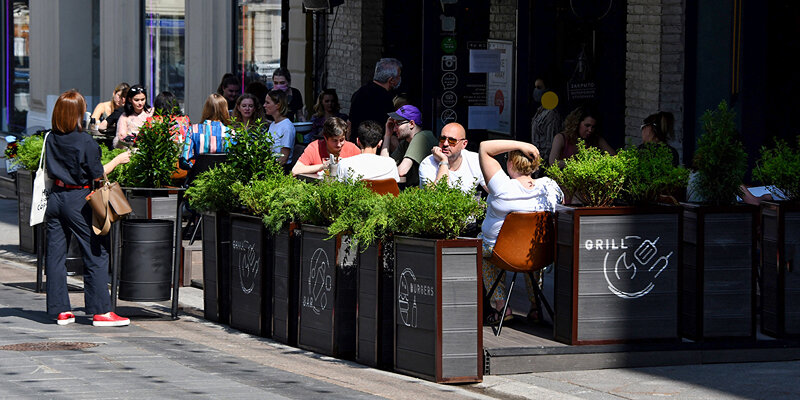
[617,145,690,204]
[226,118,282,184]
[120,115,181,188]
[753,136,800,201]
[388,180,485,239]
[14,134,44,170]
[101,147,128,182]
[304,177,375,227]
[328,190,393,249]
[692,100,747,205]
[544,140,626,207]
[236,174,315,234]
[185,163,240,213]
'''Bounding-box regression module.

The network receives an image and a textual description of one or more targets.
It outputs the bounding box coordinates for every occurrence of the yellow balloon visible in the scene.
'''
[541,91,558,110]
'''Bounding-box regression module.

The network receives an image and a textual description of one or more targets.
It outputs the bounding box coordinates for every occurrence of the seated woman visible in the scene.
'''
[479,139,564,325]
[152,91,191,143]
[91,82,129,132]
[308,89,348,143]
[114,84,154,148]
[549,106,615,168]
[639,111,679,167]
[291,116,360,176]
[180,93,231,170]
[264,89,296,166]
[232,93,266,128]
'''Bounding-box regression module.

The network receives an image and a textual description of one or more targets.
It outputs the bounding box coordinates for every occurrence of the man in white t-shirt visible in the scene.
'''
[338,120,400,182]
[419,122,485,192]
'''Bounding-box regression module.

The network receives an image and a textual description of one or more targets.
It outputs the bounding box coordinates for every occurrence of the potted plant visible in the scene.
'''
[681,100,757,341]
[386,181,485,383]
[753,135,800,337]
[12,133,45,253]
[545,141,685,345]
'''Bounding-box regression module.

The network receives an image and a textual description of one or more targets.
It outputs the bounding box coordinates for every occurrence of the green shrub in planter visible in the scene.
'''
[14,134,45,170]
[120,116,181,188]
[388,180,485,239]
[236,174,314,234]
[753,136,800,201]
[304,178,375,228]
[101,147,128,182]
[690,100,747,205]
[617,144,690,204]
[544,140,626,207]
[227,119,282,184]
[185,163,240,213]
[328,190,392,249]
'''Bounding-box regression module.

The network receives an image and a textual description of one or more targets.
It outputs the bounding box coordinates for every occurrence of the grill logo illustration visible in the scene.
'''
[397,268,418,327]
[596,235,674,299]
[304,248,332,315]
[233,240,259,294]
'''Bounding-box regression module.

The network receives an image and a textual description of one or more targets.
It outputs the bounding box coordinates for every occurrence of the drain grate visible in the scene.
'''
[0,342,101,351]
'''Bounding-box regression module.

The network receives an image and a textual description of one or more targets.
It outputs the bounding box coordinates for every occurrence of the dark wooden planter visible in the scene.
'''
[761,201,800,338]
[681,203,757,341]
[356,239,394,369]
[554,205,681,345]
[229,213,272,337]
[297,225,357,358]
[202,211,231,324]
[393,236,483,383]
[16,169,36,253]
[271,224,302,346]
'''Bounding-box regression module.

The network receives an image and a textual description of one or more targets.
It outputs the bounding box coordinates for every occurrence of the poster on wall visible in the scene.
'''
[486,39,514,135]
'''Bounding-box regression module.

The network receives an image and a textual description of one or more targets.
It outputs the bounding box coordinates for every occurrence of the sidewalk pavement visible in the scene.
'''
[2,197,800,399]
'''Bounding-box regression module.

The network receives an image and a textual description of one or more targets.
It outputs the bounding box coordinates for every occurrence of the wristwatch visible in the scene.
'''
[439,160,449,168]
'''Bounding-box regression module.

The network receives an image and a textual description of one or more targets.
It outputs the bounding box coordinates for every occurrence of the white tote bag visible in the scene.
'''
[29,132,52,226]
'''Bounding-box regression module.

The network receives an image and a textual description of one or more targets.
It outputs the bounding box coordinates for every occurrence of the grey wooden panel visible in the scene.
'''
[441,279,477,306]
[229,216,265,336]
[202,212,219,321]
[150,194,177,220]
[442,304,477,330]
[272,230,294,343]
[786,212,800,335]
[442,355,478,378]
[298,229,337,354]
[442,330,477,355]
[441,247,478,279]
[396,345,435,377]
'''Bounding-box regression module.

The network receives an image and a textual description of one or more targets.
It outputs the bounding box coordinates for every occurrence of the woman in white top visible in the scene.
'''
[114,84,154,148]
[264,89,296,166]
[479,139,563,325]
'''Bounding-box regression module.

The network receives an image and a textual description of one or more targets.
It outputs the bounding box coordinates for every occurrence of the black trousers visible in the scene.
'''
[45,187,111,316]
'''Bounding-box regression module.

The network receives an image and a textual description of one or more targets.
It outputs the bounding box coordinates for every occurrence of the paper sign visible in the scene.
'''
[469,49,502,73]
[468,106,500,130]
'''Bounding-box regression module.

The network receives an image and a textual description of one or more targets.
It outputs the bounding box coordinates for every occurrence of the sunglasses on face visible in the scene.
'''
[439,136,464,146]
[640,122,657,130]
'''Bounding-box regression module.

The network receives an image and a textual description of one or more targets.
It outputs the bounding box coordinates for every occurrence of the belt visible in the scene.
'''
[54,179,90,189]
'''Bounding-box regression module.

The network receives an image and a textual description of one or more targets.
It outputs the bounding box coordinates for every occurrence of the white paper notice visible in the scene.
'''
[469,49,502,73]
[468,106,500,130]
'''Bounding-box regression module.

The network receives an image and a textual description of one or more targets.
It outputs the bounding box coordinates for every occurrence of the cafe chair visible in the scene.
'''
[486,211,556,336]
[364,178,400,197]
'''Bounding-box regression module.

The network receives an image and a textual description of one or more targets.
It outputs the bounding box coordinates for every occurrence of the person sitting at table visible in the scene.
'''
[264,89,296,166]
[91,82,129,132]
[180,93,231,170]
[114,84,154,148]
[549,106,615,168]
[308,88,348,143]
[380,105,438,187]
[152,91,191,143]
[337,121,400,182]
[232,93,266,128]
[292,116,360,176]
[479,139,564,325]
[639,111,679,167]
[419,122,485,193]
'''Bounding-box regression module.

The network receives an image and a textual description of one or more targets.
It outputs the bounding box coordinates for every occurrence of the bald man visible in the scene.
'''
[418,122,486,192]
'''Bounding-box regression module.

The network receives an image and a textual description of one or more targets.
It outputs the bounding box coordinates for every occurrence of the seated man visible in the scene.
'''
[337,121,400,182]
[291,116,360,176]
[380,105,438,187]
[419,122,485,192]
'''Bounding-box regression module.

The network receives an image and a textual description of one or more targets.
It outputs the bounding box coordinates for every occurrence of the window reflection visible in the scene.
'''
[237,0,282,89]
[2,1,30,133]
[145,0,185,107]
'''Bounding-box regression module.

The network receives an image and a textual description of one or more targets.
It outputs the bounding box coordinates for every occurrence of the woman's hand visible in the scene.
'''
[114,151,131,165]
[520,142,540,162]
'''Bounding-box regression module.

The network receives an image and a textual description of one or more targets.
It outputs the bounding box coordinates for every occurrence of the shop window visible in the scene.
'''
[2,1,30,133]
[145,0,185,107]
[236,0,282,89]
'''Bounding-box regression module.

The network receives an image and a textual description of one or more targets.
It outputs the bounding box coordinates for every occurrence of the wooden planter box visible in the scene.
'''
[554,205,681,345]
[681,203,757,341]
[202,211,231,324]
[356,240,394,369]
[297,225,357,358]
[271,224,302,346]
[393,236,483,383]
[229,213,272,337]
[16,169,36,253]
[761,201,800,338]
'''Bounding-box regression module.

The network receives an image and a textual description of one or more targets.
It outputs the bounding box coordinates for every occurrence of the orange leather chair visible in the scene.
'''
[486,211,555,336]
[364,178,400,197]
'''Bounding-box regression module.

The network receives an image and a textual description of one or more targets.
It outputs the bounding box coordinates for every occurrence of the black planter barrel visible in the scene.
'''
[356,240,394,369]
[202,211,231,324]
[298,225,357,358]
[272,225,301,345]
[229,213,272,337]
[119,219,174,301]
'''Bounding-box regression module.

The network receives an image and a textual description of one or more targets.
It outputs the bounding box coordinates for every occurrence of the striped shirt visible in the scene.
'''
[181,120,231,167]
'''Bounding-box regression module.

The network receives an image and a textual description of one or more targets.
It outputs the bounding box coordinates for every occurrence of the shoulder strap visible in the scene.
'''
[37,131,51,170]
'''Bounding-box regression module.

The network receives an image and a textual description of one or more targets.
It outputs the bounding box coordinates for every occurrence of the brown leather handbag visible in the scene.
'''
[86,174,132,235]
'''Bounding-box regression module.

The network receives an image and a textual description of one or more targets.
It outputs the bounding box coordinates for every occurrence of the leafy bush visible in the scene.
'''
[617,145,690,204]
[236,174,315,234]
[691,100,747,205]
[544,140,626,207]
[101,147,128,182]
[304,178,375,227]
[328,190,393,249]
[14,134,44,170]
[388,181,485,239]
[120,116,181,188]
[226,119,282,184]
[185,163,240,213]
[753,136,800,201]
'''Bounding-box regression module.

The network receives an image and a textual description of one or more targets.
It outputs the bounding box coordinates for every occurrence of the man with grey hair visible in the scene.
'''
[349,58,403,143]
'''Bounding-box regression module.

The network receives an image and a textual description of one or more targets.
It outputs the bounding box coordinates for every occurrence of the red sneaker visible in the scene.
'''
[57,312,75,326]
[92,312,130,327]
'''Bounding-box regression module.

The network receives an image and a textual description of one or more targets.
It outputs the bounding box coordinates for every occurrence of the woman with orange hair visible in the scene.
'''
[45,90,131,327]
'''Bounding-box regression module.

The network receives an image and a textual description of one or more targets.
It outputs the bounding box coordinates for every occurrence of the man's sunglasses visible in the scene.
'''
[439,136,464,146]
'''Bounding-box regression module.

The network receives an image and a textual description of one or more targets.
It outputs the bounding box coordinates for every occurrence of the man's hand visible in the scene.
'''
[431,146,447,163]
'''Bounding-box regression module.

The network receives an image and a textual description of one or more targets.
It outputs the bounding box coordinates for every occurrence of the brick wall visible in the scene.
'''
[490,0,516,41]
[625,0,685,161]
